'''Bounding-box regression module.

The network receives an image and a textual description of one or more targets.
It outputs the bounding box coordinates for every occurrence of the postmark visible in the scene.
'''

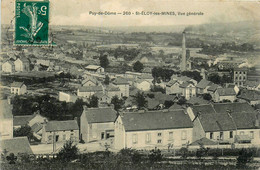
[14,0,49,46]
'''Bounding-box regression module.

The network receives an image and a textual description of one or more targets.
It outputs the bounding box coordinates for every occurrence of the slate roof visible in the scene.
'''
[84,107,117,123]
[169,103,183,111]
[113,77,129,85]
[191,103,258,132]
[166,80,178,87]
[106,85,120,92]
[45,120,79,132]
[196,79,213,89]
[78,86,103,92]
[13,115,34,126]
[244,80,260,87]
[139,74,153,80]
[187,96,209,105]
[237,90,260,101]
[10,82,25,88]
[207,84,220,92]
[0,100,13,119]
[1,137,33,155]
[216,88,236,96]
[179,82,194,88]
[121,110,193,132]
[147,98,160,109]
[189,137,217,146]
[31,122,43,133]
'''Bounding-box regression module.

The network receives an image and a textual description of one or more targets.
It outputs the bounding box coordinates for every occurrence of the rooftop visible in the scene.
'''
[196,79,213,89]
[112,77,129,85]
[216,88,236,96]
[120,110,193,132]
[78,86,103,92]
[45,120,79,132]
[84,107,117,123]
[10,82,25,88]
[0,100,13,119]
[1,137,33,155]
[238,89,260,101]
[85,65,102,70]
[13,115,34,126]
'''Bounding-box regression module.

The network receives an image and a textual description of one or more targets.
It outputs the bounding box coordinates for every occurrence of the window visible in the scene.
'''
[158,133,162,137]
[146,133,151,143]
[220,132,223,140]
[181,131,187,140]
[240,131,244,135]
[210,132,214,139]
[157,139,162,144]
[169,132,173,141]
[63,134,66,140]
[250,131,254,139]
[48,135,53,141]
[132,134,138,144]
[230,131,233,138]
[71,130,74,132]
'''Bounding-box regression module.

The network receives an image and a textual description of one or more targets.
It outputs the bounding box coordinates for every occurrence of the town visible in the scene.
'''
[1,22,260,169]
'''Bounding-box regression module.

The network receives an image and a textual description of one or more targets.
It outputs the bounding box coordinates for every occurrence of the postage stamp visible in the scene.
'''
[14,0,49,45]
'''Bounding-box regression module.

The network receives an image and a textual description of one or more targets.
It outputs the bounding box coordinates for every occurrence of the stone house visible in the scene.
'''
[214,88,237,102]
[10,82,27,95]
[2,61,15,73]
[14,58,30,72]
[112,77,129,97]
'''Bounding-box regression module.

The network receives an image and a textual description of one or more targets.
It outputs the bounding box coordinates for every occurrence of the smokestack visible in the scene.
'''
[181,31,186,72]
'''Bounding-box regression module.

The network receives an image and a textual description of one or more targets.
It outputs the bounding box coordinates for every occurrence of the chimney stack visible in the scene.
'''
[181,31,186,72]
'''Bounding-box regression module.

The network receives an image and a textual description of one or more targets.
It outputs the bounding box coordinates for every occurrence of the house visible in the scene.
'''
[214,88,237,102]
[186,96,210,105]
[41,120,79,144]
[171,75,197,85]
[112,77,129,97]
[138,74,154,83]
[82,77,99,87]
[80,107,117,142]
[135,79,151,91]
[59,91,78,103]
[237,89,260,105]
[187,103,260,145]
[13,113,47,129]
[226,84,240,95]
[14,58,30,72]
[1,137,33,156]
[196,79,213,94]
[10,82,27,95]
[243,80,260,91]
[207,83,220,97]
[2,61,15,73]
[114,110,193,150]
[85,65,104,73]
[166,80,182,95]
[95,92,111,104]
[234,67,247,86]
[77,86,103,98]
[0,100,13,139]
[180,82,196,100]
[105,85,121,99]
[31,122,43,140]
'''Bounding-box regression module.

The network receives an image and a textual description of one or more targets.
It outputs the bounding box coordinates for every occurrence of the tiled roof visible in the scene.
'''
[0,100,13,119]
[121,110,193,132]
[1,137,33,155]
[31,122,43,133]
[78,86,103,92]
[113,77,129,85]
[238,89,260,101]
[196,79,213,89]
[45,120,79,132]
[207,84,220,92]
[190,137,217,146]
[84,107,117,123]
[216,88,236,96]
[13,115,34,126]
[10,82,25,88]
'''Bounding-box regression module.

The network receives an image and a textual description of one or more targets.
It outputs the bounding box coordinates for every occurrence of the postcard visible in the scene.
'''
[1,0,260,169]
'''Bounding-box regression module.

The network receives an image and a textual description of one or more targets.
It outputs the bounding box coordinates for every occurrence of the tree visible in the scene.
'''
[148,148,162,163]
[57,140,79,162]
[203,93,212,101]
[177,96,187,105]
[134,92,147,109]
[104,75,110,85]
[88,95,98,108]
[99,55,109,69]
[133,61,143,72]
[13,125,33,141]
[208,74,221,85]
[111,96,124,111]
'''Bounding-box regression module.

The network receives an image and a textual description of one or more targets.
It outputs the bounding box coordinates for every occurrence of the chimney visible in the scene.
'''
[181,31,186,72]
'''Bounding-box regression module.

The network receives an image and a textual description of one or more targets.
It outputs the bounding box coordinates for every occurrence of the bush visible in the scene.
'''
[179,147,189,159]
[57,140,79,162]
[148,148,163,163]
[236,148,254,168]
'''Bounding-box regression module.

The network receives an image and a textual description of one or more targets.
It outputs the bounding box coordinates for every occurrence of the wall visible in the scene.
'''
[0,118,13,139]
[135,81,151,91]
[166,83,182,95]
[86,122,114,142]
[14,59,23,72]
[80,112,89,142]
[114,116,126,150]
[116,84,129,97]
[42,129,79,144]
[28,114,46,127]
[192,118,206,141]
[219,95,236,102]
[2,63,13,73]
[124,128,193,149]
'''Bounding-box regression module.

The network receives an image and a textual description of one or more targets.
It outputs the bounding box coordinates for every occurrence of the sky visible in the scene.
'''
[1,0,260,27]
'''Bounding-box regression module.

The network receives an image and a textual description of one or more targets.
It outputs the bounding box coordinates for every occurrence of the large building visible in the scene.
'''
[114,110,193,150]
[234,67,247,86]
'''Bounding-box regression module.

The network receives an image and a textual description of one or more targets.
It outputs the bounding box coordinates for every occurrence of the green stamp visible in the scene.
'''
[15,0,49,45]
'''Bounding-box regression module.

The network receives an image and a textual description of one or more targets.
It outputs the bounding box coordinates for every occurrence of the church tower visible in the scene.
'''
[181,31,186,72]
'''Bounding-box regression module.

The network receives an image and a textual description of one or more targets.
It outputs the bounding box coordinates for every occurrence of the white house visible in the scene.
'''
[85,65,104,73]
[112,77,129,97]
[187,103,260,145]
[196,79,213,95]
[180,82,196,100]
[214,88,236,102]
[135,79,151,91]
[14,58,30,72]
[10,82,27,95]
[59,91,78,103]
[80,107,117,142]
[2,61,15,73]
[0,100,13,139]
[41,120,79,144]
[77,86,103,98]
[166,80,182,95]
[82,77,99,87]
[114,110,193,150]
